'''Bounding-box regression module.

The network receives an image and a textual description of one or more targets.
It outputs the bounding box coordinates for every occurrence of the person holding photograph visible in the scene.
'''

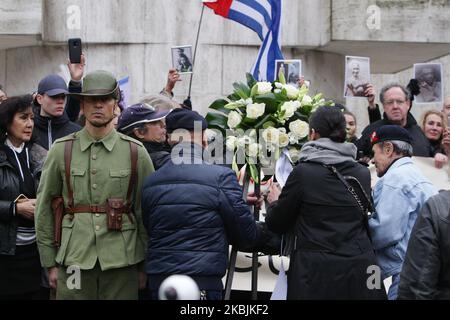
[0,95,48,300]
[345,61,368,97]
[416,66,442,103]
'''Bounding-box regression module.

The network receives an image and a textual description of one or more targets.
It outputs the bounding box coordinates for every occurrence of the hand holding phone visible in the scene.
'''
[68,38,82,64]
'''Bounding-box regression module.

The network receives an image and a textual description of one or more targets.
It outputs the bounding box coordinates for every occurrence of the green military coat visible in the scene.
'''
[35,128,154,271]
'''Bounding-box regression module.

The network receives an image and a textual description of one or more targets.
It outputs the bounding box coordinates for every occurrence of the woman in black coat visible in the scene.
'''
[266,106,386,300]
[0,95,47,299]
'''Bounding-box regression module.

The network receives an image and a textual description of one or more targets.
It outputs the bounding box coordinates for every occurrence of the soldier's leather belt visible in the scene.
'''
[65,205,129,214]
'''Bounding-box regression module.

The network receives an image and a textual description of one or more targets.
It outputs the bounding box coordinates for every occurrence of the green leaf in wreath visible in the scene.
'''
[250,83,259,97]
[232,82,251,99]
[248,162,259,183]
[209,99,231,115]
[206,112,228,131]
[246,73,257,89]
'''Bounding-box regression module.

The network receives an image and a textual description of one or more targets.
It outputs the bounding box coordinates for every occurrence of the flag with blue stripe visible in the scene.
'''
[204,0,284,81]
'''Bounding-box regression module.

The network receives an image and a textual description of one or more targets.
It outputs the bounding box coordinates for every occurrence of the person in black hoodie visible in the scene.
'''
[117,103,172,170]
[32,74,82,150]
[356,83,431,162]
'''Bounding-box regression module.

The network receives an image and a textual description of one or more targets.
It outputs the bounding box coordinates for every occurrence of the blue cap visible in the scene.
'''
[117,103,171,133]
[165,108,207,133]
[370,125,412,146]
[37,74,69,96]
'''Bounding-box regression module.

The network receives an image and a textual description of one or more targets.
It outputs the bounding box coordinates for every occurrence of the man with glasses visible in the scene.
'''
[357,83,431,161]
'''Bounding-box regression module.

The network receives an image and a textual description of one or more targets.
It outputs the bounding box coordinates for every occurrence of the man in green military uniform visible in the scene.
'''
[35,70,154,300]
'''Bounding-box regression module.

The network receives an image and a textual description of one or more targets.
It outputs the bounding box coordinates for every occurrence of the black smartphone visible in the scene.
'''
[68,38,82,64]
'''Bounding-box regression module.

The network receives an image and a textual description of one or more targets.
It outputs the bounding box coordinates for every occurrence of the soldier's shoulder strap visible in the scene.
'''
[119,133,144,147]
[54,132,78,145]
[127,141,138,209]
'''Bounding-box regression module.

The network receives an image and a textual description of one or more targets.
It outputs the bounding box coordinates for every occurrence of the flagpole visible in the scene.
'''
[187,4,206,100]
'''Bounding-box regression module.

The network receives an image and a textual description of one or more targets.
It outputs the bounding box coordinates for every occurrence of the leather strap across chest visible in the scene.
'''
[64,139,138,213]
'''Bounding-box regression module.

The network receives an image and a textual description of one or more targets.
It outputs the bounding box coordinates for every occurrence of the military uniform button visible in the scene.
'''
[95,214,100,217]
[91,169,97,175]
[93,184,98,189]
[92,154,97,160]
[95,225,100,231]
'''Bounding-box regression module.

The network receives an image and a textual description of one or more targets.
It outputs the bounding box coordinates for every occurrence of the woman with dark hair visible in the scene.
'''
[343,110,358,144]
[266,106,386,300]
[0,95,48,299]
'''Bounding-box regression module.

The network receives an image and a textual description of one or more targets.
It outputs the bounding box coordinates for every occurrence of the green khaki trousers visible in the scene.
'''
[56,262,138,300]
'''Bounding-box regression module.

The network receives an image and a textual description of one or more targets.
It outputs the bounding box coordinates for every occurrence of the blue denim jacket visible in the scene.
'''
[370,157,438,279]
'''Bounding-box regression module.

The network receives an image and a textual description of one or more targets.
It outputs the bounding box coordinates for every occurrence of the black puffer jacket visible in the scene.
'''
[32,110,81,150]
[398,191,450,299]
[143,141,171,170]
[0,143,46,255]
[357,112,431,158]
[266,160,386,300]
[141,142,259,290]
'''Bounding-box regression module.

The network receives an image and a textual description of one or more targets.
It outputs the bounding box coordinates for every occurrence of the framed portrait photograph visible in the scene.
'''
[171,45,193,74]
[413,63,443,104]
[275,60,302,87]
[344,56,371,98]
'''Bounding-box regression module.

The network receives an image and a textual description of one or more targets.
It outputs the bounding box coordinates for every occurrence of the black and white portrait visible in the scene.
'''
[344,56,370,98]
[414,63,443,104]
[275,60,302,87]
[172,45,193,74]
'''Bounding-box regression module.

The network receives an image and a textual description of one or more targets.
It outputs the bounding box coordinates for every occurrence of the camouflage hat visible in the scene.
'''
[69,70,119,99]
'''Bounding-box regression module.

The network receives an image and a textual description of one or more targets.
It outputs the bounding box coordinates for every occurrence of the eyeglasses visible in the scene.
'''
[384,99,407,106]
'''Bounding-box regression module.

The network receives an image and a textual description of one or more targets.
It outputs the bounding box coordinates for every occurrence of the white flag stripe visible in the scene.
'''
[257,0,272,18]
[232,1,270,37]
[259,32,272,80]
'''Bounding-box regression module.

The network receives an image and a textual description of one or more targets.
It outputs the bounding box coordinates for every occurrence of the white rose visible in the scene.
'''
[262,127,279,145]
[227,111,242,129]
[288,132,299,144]
[274,82,283,89]
[288,147,301,163]
[226,136,237,151]
[256,82,273,95]
[289,120,309,139]
[280,101,300,119]
[284,84,299,99]
[246,143,261,157]
[246,103,265,119]
[279,132,289,147]
[302,95,313,105]
[237,135,252,148]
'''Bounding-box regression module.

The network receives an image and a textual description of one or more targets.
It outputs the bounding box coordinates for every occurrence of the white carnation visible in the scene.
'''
[279,132,289,147]
[256,82,273,95]
[246,143,261,158]
[289,120,309,139]
[302,95,313,105]
[237,135,252,148]
[284,84,300,99]
[261,127,279,145]
[280,101,300,119]
[274,82,283,89]
[246,103,265,119]
[288,147,301,163]
[288,132,299,144]
[227,111,242,129]
[226,136,237,151]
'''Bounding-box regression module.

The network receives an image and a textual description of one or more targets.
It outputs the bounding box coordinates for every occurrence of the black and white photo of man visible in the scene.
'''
[414,63,443,104]
[172,45,193,74]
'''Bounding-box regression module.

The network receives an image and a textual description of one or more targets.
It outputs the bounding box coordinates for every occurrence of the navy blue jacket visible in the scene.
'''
[141,142,259,290]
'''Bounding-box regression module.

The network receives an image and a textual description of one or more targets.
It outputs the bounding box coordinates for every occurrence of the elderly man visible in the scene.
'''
[117,103,172,170]
[35,70,154,300]
[141,108,261,300]
[369,125,438,300]
[357,83,431,160]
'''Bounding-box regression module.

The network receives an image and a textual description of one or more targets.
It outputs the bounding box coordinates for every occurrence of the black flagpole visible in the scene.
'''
[187,4,205,100]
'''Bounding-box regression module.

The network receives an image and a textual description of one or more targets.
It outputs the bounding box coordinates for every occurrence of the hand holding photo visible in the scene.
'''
[171,45,193,74]
[344,56,371,98]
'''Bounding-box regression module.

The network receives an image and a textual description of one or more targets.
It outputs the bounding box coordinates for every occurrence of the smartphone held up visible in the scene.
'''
[68,38,82,64]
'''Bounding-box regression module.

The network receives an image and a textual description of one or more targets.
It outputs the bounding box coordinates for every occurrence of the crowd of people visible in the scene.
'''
[1,52,450,301]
